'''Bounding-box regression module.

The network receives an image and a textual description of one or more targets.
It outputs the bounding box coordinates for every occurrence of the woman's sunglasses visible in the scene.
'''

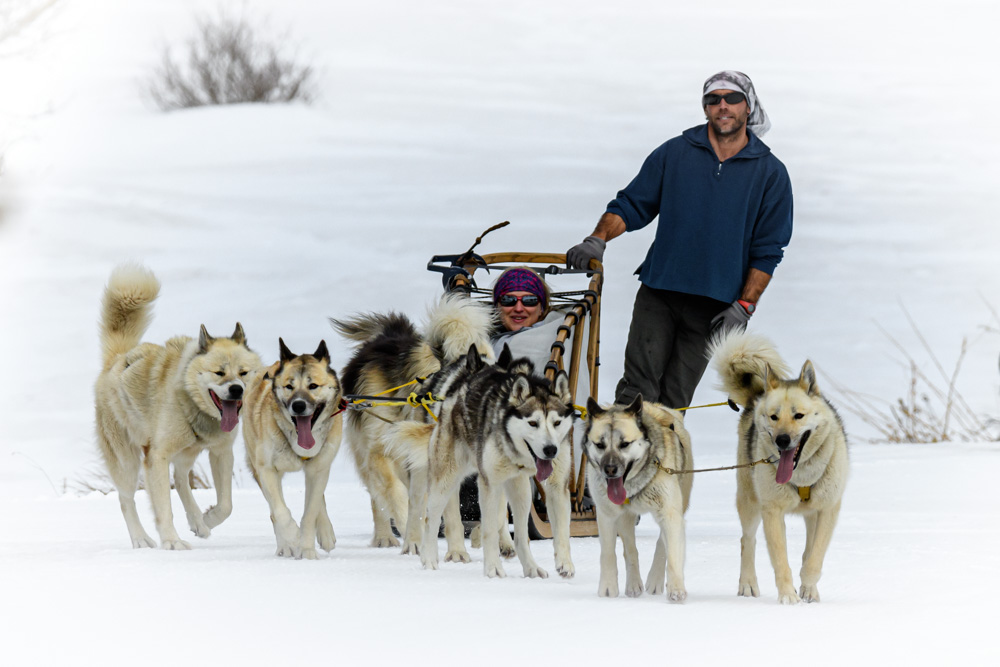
[498,294,541,308]
[702,92,746,106]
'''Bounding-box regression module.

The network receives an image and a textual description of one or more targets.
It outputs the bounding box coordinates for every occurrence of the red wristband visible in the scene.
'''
[737,299,756,314]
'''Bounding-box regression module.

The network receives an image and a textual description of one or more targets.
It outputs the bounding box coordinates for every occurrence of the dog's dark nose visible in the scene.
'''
[228,385,243,399]
[775,434,791,449]
[543,445,557,459]
[603,463,620,478]
[292,400,307,415]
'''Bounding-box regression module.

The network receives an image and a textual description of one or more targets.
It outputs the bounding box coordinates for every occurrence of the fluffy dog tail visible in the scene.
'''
[99,263,161,371]
[423,294,497,364]
[329,312,414,345]
[708,330,790,407]
[381,421,435,471]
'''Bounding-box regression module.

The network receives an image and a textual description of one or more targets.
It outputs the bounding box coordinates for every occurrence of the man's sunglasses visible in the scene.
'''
[702,92,746,106]
[498,294,541,308]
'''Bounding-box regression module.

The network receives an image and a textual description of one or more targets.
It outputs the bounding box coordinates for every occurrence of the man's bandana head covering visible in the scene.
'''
[493,268,546,309]
[703,70,771,137]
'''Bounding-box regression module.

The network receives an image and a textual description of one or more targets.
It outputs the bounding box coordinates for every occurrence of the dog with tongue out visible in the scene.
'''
[710,330,849,605]
[243,339,344,560]
[583,395,694,602]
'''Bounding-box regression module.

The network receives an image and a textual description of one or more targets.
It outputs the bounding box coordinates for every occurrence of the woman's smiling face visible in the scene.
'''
[498,291,542,331]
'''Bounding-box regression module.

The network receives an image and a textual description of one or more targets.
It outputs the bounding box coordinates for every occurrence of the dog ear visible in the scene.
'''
[798,360,818,395]
[312,340,330,362]
[231,322,247,346]
[764,364,782,390]
[496,344,513,370]
[278,338,296,362]
[624,393,643,418]
[586,396,604,421]
[552,370,572,404]
[198,325,214,353]
[509,375,532,405]
[465,344,484,372]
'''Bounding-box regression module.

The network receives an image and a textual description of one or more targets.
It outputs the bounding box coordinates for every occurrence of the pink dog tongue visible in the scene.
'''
[294,416,315,449]
[776,449,796,484]
[220,401,240,432]
[535,458,553,482]
[607,477,627,505]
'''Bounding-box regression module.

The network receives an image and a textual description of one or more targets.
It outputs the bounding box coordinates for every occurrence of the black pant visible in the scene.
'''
[614,285,727,410]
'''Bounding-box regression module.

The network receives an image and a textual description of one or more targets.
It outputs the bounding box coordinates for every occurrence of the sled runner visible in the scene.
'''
[427,249,603,539]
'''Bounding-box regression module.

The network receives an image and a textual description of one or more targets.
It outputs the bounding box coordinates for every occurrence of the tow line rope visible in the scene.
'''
[573,398,739,421]
[656,456,778,476]
[343,391,443,422]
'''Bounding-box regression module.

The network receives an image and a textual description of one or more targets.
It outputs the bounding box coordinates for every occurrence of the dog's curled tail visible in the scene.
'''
[708,330,790,408]
[381,421,434,471]
[99,263,161,371]
[329,312,413,345]
[424,293,497,364]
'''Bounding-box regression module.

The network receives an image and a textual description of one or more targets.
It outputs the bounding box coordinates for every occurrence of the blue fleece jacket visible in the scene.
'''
[606,124,793,304]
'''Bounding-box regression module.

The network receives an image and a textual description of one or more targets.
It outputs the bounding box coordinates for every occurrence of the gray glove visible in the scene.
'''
[710,300,753,335]
[566,235,606,270]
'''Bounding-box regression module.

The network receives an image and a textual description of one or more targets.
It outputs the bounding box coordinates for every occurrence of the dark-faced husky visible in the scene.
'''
[94,263,261,549]
[583,397,693,601]
[711,331,849,604]
[243,339,344,559]
[331,296,495,553]
[387,346,575,579]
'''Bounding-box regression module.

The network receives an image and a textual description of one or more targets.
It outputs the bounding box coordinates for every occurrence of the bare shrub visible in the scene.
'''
[826,308,1000,444]
[146,9,315,110]
[69,463,213,496]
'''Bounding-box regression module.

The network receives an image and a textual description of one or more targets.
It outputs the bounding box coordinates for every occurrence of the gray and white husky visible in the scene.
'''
[386,345,576,579]
[582,396,693,601]
[711,331,849,604]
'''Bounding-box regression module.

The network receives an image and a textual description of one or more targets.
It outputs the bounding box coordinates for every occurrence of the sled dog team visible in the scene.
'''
[95,263,848,604]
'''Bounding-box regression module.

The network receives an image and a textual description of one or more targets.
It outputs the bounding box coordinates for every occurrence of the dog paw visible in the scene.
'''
[799,584,821,603]
[598,580,619,598]
[317,531,336,552]
[485,562,507,578]
[371,535,400,548]
[645,577,665,596]
[523,564,548,579]
[400,541,420,556]
[445,549,471,563]
[276,543,299,558]
[131,535,156,549]
[667,587,687,603]
[555,559,575,579]
[499,536,516,560]
[160,539,191,551]
[300,547,319,561]
[421,554,439,571]
[737,579,760,597]
[202,504,231,529]
[188,518,211,539]
[777,589,801,605]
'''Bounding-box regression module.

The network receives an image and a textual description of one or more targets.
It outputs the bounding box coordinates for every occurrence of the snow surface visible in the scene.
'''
[2,0,999,663]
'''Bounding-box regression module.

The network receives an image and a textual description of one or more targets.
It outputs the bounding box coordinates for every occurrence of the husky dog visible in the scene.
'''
[582,397,693,601]
[387,346,575,579]
[331,295,495,553]
[243,339,343,559]
[711,331,849,604]
[94,263,261,549]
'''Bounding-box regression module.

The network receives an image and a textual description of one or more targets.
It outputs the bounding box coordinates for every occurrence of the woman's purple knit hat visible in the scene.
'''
[493,268,546,308]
